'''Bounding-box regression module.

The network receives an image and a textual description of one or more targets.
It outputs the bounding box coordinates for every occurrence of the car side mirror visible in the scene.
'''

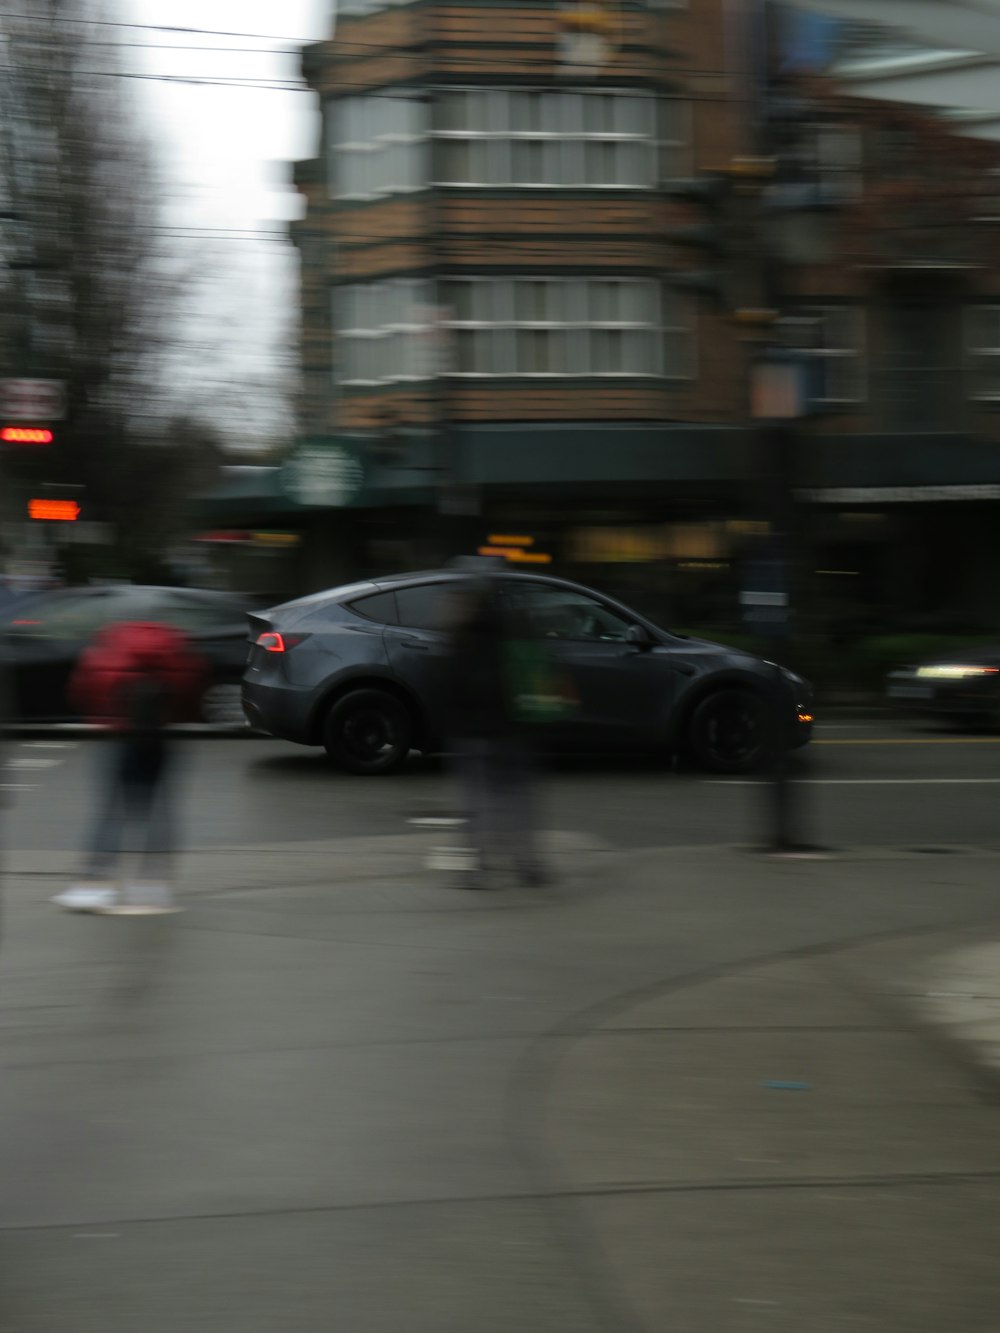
[625,624,654,651]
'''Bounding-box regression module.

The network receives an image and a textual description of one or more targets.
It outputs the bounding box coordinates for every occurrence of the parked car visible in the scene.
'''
[886,646,1000,726]
[0,585,259,724]
[243,569,814,774]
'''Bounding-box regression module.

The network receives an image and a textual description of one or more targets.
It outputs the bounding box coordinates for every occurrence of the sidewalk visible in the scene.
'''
[3,838,1000,1331]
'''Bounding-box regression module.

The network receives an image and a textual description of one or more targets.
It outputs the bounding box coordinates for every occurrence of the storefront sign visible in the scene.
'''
[283,442,364,508]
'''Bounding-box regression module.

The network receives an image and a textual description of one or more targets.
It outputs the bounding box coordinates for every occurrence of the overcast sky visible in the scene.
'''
[120,0,334,444]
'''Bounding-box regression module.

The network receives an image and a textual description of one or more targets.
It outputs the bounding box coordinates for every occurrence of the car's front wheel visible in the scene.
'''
[323,688,413,775]
[687,688,768,774]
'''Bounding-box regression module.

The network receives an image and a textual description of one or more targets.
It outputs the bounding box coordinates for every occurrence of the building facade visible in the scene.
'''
[289,0,1000,636]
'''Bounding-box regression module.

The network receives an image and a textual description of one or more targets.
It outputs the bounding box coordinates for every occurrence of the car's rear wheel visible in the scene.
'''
[687,688,768,774]
[323,689,413,775]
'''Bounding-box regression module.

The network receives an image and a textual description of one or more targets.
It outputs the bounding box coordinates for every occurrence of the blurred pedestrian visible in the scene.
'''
[52,620,204,915]
[443,578,563,890]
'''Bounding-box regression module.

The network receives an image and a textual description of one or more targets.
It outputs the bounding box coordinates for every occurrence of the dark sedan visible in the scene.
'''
[243,569,813,774]
[887,646,1000,726]
[0,585,258,724]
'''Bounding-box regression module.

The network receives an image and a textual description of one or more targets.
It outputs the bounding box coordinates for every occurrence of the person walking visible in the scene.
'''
[52,619,204,915]
[444,577,557,890]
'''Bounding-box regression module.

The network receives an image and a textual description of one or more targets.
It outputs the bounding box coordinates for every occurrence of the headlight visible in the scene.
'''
[916,665,999,679]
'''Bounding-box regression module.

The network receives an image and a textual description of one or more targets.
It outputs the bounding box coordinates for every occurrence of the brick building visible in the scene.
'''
[286,0,1000,634]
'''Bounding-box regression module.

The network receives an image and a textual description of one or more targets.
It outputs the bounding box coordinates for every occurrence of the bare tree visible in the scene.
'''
[0,1,243,576]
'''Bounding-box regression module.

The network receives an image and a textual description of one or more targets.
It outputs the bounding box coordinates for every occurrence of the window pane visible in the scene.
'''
[436,91,468,133]
[585,140,615,185]
[512,138,545,183]
[349,592,398,625]
[508,585,632,641]
[512,91,545,133]
[614,95,648,135]
[623,329,656,375]
[588,280,617,323]
[438,138,470,183]
[584,94,615,135]
[486,137,509,185]
[337,287,359,331]
[394,584,449,631]
[517,328,554,373]
[493,327,516,374]
[465,90,492,133]
[559,92,584,136]
[591,328,624,373]
[474,279,501,323]
[455,329,477,373]
[449,281,476,322]
[473,328,496,373]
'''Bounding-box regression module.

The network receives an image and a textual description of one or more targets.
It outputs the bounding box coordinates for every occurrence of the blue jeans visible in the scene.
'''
[85,736,176,882]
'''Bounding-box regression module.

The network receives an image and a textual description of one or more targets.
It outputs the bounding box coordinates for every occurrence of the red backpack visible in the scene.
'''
[70,621,205,729]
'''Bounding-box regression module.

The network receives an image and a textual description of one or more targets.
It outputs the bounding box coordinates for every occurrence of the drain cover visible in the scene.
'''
[909,847,963,855]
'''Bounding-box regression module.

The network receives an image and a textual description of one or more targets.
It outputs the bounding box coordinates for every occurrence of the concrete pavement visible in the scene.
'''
[4,835,1000,1330]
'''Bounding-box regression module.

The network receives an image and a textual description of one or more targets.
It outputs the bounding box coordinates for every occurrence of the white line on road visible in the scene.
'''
[7,757,63,769]
[0,783,39,790]
[706,778,1000,786]
[21,740,75,749]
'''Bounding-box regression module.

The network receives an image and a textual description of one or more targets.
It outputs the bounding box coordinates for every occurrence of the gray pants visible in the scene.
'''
[86,737,176,882]
[455,735,542,872]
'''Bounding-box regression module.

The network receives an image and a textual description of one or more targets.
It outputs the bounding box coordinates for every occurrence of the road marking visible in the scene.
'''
[707,778,1000,786]
[816,737,1000,745]
[407,817,466,828]
[7,757,63,769]
[0,783,39,790]
[21,740,75,749]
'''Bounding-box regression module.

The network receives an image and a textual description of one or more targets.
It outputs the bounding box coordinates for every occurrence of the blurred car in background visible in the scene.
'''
[0,585,258,725]
[886,646,1000,727]
[243,569,814,774]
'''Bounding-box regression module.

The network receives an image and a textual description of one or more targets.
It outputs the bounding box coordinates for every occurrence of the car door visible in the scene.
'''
[382,581,456,741]
[503,579,677,749]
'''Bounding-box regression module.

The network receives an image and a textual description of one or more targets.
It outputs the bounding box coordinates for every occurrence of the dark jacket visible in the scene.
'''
[445,591,513,740]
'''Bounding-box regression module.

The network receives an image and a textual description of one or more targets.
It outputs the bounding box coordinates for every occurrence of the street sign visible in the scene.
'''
[282,442,364,508]
[0,378,66,421]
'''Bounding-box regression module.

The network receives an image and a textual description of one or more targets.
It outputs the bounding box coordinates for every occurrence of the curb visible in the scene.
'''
[1,723,269,740]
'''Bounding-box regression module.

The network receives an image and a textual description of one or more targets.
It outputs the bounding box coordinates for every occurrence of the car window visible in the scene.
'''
[8,590,123,638]
[147,592,245,632]
[394,583,450,631]
[506,583,633,643]
[348,591,398,625]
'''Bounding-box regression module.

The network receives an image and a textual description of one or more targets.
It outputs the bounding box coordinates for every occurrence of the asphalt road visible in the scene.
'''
[7,717,1000,856]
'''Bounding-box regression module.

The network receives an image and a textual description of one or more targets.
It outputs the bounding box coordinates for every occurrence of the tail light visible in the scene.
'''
[255,631,308,653]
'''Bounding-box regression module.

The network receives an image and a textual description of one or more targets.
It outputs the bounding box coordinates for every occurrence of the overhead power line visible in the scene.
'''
[0,12,323,42]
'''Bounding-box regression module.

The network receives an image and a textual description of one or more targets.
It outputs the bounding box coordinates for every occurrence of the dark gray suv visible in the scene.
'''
[242,570,813,775]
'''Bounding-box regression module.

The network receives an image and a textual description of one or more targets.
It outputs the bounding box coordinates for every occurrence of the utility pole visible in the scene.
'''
[667,0,838,852]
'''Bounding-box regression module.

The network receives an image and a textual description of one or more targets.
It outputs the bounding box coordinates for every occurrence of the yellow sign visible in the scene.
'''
[478,546,552,565]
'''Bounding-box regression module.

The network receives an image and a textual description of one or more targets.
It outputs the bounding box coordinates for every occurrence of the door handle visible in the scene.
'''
[400,638,430,652]
[672,663,697,676]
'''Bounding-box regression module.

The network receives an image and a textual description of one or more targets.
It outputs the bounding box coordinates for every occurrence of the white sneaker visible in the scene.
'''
[52,884,118,913]
[103,883,179,916]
